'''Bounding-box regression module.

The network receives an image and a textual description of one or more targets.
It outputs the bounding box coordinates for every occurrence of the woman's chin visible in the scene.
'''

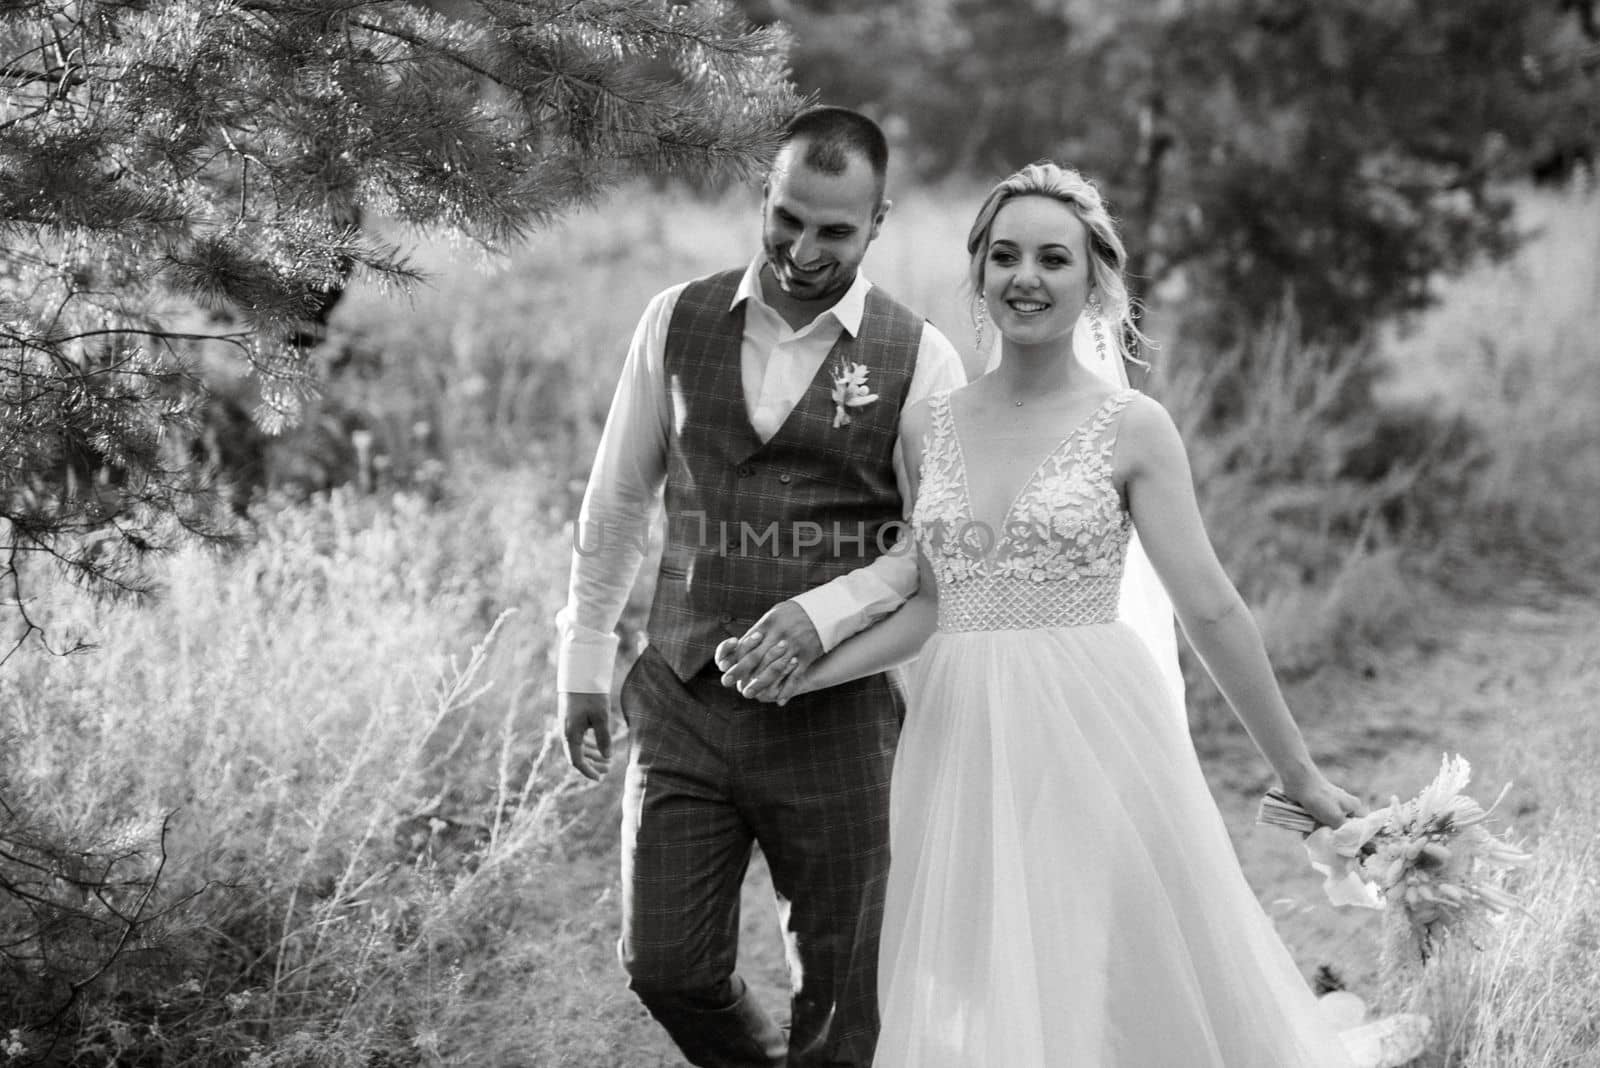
[998,321,1073,348]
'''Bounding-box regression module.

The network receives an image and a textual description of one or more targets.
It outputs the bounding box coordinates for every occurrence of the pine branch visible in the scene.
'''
[1,0,800,617]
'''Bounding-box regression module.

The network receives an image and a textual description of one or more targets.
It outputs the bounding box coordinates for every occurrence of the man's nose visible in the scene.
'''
[791,229,819,266]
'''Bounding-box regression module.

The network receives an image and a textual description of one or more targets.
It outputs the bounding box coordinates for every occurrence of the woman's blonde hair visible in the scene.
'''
[966,161,1151,367]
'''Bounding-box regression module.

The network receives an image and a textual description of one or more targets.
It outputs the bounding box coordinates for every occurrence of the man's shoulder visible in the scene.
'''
[654,268,736,296]
[679,267,746,297]
[854,285,966,386]
[862,285,957,347]
[860,281,922,322]
[915,317,962,360]
[652,268,745,314]
[859,285,938,355]
[636,269,739,324]
[650,266,744,295]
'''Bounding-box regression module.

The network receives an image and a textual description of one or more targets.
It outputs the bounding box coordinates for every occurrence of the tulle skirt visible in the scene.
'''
[875,621,1354,1067]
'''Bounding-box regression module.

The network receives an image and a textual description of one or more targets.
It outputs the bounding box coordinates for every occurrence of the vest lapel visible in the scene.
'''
[745,332,850,461]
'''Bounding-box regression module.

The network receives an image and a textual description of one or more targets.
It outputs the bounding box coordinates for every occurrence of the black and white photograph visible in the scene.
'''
[3,1,1597,1065]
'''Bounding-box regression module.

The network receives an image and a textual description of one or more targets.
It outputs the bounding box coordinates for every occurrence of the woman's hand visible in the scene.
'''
[1282,772,1365,830]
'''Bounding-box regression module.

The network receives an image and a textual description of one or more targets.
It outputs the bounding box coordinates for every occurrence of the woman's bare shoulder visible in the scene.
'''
[1115,391,1189,477]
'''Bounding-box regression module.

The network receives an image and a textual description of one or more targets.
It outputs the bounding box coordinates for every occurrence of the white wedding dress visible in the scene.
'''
[873,386,1360,1066]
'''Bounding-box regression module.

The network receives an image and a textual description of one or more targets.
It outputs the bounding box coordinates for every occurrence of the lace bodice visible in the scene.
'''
[913,389,1136,632]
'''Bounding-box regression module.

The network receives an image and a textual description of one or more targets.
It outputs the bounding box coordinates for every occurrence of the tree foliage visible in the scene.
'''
[1,0,801,640]
[757,0,1598,358]
[0,793,199,1064]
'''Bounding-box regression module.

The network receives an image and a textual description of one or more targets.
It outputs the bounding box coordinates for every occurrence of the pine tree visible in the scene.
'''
[0,0,801,646]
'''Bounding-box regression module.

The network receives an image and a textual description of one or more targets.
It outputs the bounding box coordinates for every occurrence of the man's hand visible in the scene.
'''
[560,691,613,781]
[714,600,823,703]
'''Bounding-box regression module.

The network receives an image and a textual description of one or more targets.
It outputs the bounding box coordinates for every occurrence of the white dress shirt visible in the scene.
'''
[556,256,967,693]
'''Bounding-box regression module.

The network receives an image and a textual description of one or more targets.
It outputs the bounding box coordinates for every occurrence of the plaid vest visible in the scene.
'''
[648,269,925,680]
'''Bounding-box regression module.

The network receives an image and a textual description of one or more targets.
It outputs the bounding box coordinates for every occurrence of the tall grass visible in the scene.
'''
[324,180,987,481]
[1380,180,1600,587]
[1,470,610,1063]
[4,178,1597,1064]
[1156,183,1600,1065]
[1399,662,1600,1068]
[331,178,1600,690]
[1409,815,1600,1067]
[1153,309,1443,687]
[1145,181,1600,707]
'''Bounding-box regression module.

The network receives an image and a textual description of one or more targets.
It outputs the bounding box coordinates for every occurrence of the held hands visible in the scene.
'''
[714,600,823,705]
[560,691,613,781]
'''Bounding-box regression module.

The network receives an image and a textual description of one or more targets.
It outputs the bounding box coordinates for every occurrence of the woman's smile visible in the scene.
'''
[982,195,1094,347]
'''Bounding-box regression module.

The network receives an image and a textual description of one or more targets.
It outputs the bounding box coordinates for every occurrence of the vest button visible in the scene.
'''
[778,473,792,484]
[737,463,755,477]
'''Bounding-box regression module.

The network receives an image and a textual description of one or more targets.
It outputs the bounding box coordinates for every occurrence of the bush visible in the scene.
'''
[1380,182,1600,594]
[1149,302,1481,722]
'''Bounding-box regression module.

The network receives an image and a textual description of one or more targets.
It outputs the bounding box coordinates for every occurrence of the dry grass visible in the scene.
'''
[4,179,1598,1065]
[1413,816,1600,1067]
[327,178,991,473]
[1,470,615,1063]
[1223,182,1600,1065]
[1380,180,1600,584]
[1394,605,1600,1068]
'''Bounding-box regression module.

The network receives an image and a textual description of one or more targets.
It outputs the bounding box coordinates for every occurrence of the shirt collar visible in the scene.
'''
[732,255,872,338]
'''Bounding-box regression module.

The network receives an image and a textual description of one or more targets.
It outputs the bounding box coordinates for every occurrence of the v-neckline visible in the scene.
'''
[733,301,845,457]
[943,390,1122,538]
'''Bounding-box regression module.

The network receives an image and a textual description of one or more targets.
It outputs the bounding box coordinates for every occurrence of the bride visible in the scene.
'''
[741,161,1369,1066]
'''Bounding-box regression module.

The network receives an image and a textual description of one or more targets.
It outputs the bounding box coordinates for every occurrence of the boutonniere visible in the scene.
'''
[829,359,879,428]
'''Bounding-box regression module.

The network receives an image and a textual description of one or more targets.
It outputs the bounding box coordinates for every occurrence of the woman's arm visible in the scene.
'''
[1115,395,1361,827]
[773,553,939,704]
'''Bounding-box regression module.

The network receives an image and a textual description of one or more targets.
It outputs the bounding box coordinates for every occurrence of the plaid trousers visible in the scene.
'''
[619,644,903,1068]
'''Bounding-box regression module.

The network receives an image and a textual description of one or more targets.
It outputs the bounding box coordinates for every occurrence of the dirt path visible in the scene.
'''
[564,585,1599,1065]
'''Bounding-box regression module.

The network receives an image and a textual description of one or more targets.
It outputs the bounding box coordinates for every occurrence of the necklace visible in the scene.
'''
[999,370,1072,408]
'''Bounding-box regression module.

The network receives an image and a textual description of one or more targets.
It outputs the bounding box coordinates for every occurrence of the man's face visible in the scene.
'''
[760,141,887,307]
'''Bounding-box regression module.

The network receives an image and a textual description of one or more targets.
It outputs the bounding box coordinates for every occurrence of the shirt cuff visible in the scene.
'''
[790,584,862,654]
[556,609,621,693]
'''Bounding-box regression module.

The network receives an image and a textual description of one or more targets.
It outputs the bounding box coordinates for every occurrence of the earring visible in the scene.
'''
[974,297,988,351]
[1087,294,1109,363]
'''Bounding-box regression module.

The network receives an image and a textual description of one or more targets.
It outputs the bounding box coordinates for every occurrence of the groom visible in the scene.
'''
[557,106,965,1066]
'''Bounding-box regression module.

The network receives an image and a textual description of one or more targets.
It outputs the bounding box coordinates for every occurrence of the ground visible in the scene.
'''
[539,581,1599,1067]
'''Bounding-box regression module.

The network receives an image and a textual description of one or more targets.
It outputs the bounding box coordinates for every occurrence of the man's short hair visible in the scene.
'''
[780,106,889,201]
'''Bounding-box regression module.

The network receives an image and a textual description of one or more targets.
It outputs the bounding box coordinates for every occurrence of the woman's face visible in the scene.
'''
[981,195,1092,349]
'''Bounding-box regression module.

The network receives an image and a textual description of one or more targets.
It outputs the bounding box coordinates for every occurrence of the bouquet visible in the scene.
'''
[1259,754,1533,966]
